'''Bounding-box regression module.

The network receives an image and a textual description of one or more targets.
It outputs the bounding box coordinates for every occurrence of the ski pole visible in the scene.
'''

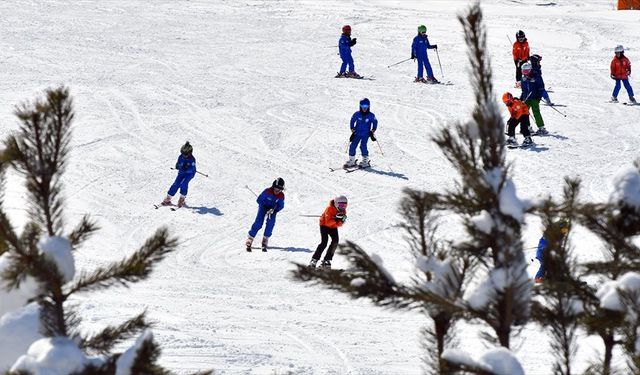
[170,167,208,177]
[435,49,444,80]
[547,104,567,118]
[245,185,258,198]
[506,34,513,45]
[375,140,385,157]
[387,57,412,68]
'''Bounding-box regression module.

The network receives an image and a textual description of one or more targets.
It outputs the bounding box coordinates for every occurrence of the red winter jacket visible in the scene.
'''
[611,55,631,80]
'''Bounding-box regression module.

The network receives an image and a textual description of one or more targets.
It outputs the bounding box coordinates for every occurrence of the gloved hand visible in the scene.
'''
[369,131,376,141]
[411,52,416,60]
[432,44,438,50]
[349,38,357,47]
[349,132,355,142]
[335,213,347,223]
[266,208,275,219]
[611,74,616,80]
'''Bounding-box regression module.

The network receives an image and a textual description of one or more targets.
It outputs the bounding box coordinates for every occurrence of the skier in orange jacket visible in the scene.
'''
[308,196,348,270]
[502,92,533,147]
[512,30,530,88]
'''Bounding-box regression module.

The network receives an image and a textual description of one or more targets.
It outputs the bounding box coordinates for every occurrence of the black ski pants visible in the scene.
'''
[515,59,523,82]
[507,115,531,137]
[312,225,339,261]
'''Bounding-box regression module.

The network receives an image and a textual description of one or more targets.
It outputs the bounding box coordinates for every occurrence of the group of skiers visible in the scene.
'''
[156,25,635,276]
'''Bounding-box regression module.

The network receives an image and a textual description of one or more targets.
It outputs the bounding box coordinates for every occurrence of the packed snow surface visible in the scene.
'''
[1,0,640,374]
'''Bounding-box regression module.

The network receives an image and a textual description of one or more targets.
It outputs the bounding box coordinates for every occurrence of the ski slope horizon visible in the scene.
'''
[1,0,640,373]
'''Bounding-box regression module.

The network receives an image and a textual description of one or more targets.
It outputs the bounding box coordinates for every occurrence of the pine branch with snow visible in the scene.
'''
[0,87,206,373]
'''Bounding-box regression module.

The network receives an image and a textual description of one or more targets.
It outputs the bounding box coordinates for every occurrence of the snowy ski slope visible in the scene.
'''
[1,0,640,373]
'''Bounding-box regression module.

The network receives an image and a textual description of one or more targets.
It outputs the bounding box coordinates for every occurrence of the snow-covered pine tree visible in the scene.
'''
[575,161,640,375]
[0,87,212,374]
[294,3,529,375]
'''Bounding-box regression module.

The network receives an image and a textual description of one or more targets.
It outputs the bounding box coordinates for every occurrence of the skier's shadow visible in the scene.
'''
[269,246,313,253]
[545,133,569,141]
[185,205,223,216]
[362,167,409,180]
[528,145,550,152]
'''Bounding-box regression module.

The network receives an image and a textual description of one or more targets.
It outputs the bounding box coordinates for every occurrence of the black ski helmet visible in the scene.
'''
[530,54,541,65]
[516,30,525,39]
[272,177,285,190]
[180,141,193,155]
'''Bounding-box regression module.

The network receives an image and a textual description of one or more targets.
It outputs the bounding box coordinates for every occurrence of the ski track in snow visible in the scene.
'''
[1,0,640,373]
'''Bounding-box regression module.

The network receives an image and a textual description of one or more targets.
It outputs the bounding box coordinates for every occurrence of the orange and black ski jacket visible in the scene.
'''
[507,99,530,119]
[512,40,530,62]
[611,55,631,80]
[319,200,347,229]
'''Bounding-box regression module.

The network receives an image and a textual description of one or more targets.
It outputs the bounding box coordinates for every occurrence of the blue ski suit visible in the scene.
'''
[535,237,548,279]
[412,34,436,79]
[248,187,285,238]
[521,71,545,101]
[167,154,196,196]
[339,34,355,74]
[349,110,378,157]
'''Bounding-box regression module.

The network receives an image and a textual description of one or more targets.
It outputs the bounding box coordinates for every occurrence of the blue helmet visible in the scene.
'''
[359,98,370,108]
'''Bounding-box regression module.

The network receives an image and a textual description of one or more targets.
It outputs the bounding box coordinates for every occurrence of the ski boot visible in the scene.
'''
[320,260,332,270]
[414,77,427,83]
[161,195,173,206]
[177,195,186,208]
[535,127,549,136]
[335,72,346,78]
[610,96,618,103]
[308,258,318,269]
[426,76,440,84]
[344,156,357,169]
[505,136,518,147]
[359,156,370,168]
[544,98,554,106]
[261,237,269,252]
[245,237,254,252]
[347,71,362,79]
[630,96,637,104]
[522,136,534,147]
[534,277,544,284]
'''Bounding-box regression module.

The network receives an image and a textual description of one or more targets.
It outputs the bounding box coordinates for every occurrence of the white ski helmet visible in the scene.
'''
[615,45,624,53]
[521,61,533,76]
[334,195,348,205]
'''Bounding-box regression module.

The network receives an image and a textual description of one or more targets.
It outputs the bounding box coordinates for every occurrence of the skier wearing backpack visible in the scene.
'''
[502,92,533,147]
[161,142,196,208]
[411,25,439,83]
[520,61,548,135]
[610,45,636,104]
[246,178,285,252]
[535,219,570,283]
[337,25,361,78]
[344,98,378,169]
[308,195,348,270]
[512,30,530,88]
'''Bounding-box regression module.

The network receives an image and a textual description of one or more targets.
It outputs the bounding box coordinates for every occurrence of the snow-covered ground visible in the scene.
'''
[1,0,639,373]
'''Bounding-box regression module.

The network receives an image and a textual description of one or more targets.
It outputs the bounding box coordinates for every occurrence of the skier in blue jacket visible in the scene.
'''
[344,98,378,169]
[520,61,548,135]
[161,142,196,208]
[530,54,554,105]
[246,178,286,252]
[411,25,439,83]
[534,219,569,283]
[337,25,361,78]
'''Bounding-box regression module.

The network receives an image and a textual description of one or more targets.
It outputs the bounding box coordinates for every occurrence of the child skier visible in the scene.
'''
[411,25,439,83]
[308,195,348,270]
[161,141,196,208]
[535,219,569,283]
[344,98,378,169]
[520,61,548,135]
[512,30,529,88]
[530,54,553,105]
[502,92,533,147]
[610,45,636,104]
[337,25,361,78]
[246,178,285,252]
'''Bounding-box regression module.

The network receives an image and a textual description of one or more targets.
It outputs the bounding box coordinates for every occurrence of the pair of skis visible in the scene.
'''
[329,160,371,173]
[153,203,184,211]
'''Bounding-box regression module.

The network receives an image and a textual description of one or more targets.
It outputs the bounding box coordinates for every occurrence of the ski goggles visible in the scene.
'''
[360,104,370,109]
[517,37,525,41]
[336,202,347,209]
[273,187,283,194]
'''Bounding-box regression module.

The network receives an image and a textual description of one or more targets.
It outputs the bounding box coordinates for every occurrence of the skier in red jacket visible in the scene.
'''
[610,45,636,104]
